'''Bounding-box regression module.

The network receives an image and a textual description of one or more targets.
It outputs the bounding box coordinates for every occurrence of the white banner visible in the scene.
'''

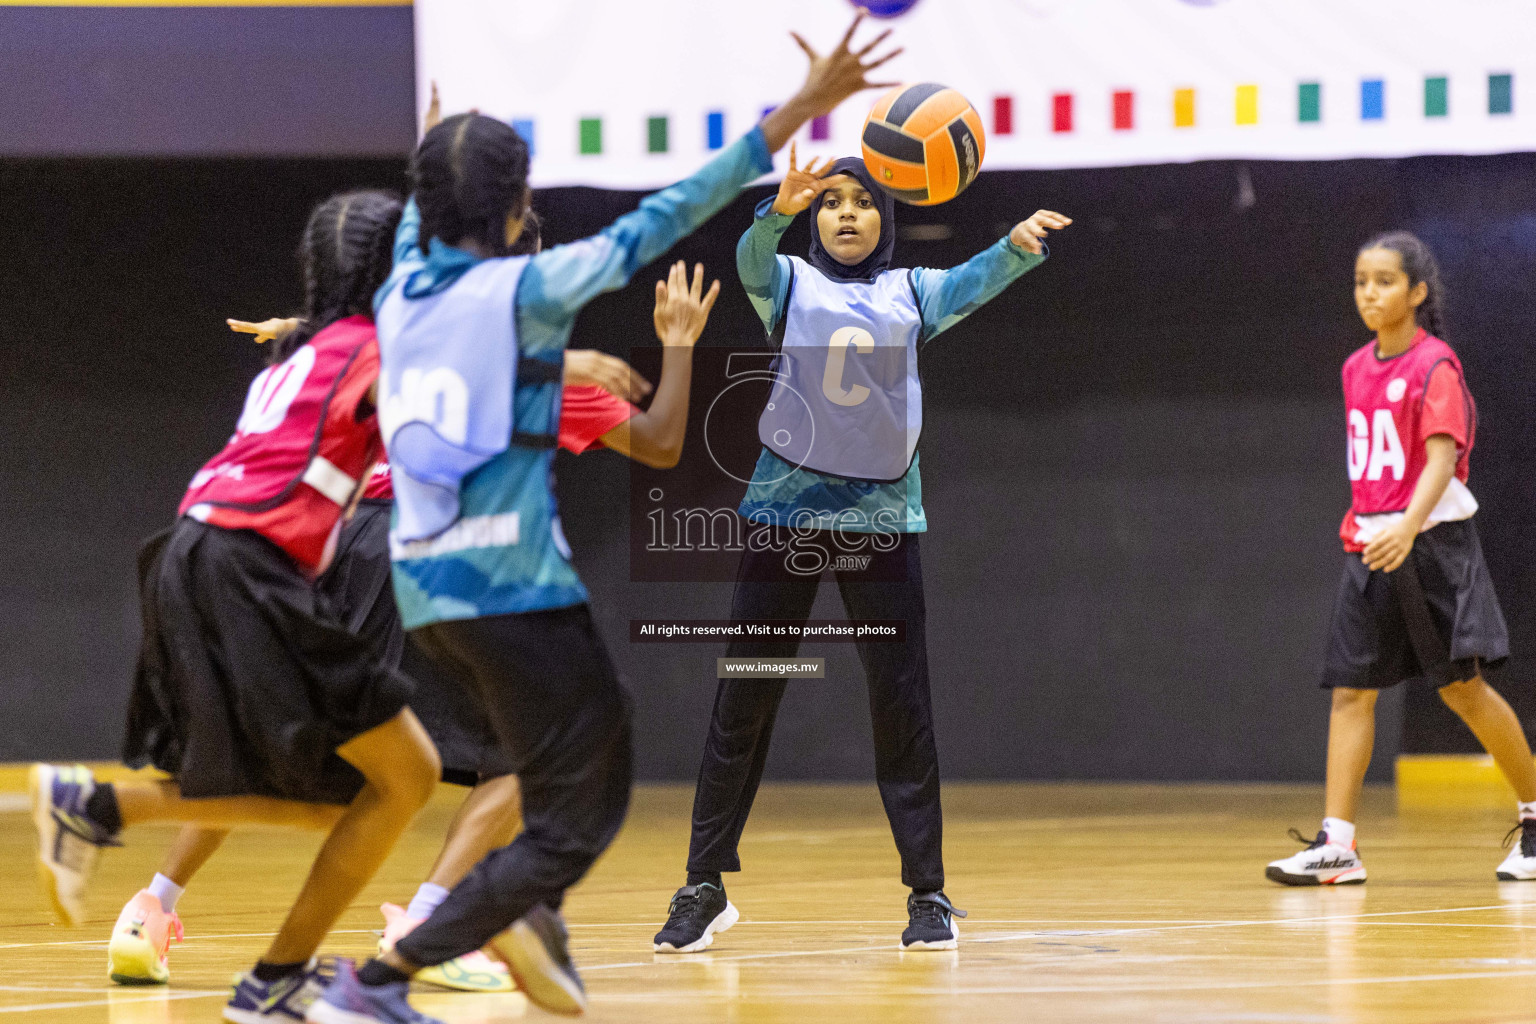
[415,0,1536,189]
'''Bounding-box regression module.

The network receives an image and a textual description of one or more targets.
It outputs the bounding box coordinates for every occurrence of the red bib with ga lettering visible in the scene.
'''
[178,315,383,573]
[1339,330,1474,546]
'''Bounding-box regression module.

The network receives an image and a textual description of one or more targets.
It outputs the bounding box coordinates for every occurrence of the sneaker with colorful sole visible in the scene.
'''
[377,903,515,994]
[108,889,183,985]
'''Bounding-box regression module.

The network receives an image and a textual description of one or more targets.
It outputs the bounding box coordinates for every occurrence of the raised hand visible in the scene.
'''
[1009,210,1073,256]
[653,261,721,348]
[227,317,300,345]
[761,9,904,152]
[563,349,653,403]
[772,143,849,216]
[423,80,442,136]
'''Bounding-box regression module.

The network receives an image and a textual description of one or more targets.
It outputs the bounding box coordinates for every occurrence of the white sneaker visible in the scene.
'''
[1266,829,1366,886]
[1497,821,1536,881]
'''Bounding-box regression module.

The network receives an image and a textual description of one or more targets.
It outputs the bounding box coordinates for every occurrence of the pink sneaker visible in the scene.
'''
[107,890,183,985]
[378,903,515,994]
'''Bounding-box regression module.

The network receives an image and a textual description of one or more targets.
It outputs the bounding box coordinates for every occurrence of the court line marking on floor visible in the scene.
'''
[583,903,1519,970]
[585,967,1536,1000]
[0,928,377,950]
[0,990,223,1014]
[0,904,1513,955]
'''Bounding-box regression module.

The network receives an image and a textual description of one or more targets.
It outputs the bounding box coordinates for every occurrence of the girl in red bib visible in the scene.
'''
[30,191,445,1021]
[1267,231,1536,886]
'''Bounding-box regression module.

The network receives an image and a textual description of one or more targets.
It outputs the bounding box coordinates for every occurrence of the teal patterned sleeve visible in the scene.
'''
[911,238,1047,342]
[736,196,795,335]
[517,127,774,351]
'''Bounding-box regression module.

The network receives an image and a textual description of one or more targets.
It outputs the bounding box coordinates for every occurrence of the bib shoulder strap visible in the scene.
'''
[517,355,563,385]
[511,430,559,450]
[768,261,797,351]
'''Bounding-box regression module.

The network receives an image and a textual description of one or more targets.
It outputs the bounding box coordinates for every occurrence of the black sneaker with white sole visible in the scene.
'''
[652,883,739,953]
[901,890,966,950]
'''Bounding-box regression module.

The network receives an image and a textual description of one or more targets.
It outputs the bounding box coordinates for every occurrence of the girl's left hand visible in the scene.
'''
[653,260,721,348]
[1362,521,1416,573]
[1009,210,1073,255]
[228,317,300,345]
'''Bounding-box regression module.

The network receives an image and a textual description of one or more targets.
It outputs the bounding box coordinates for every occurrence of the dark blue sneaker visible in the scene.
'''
[486,905,587,1015]
[901,891,966,951]
[29,764,121,926]
[223,957,336,1023]
[304,958,443,1024]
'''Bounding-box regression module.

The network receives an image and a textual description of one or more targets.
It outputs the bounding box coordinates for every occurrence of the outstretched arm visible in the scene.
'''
[737,145,848,334]
[522,11,901,327]
[913,210,1070,341]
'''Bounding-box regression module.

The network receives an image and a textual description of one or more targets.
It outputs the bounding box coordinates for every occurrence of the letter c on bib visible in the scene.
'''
[823,327,874,408]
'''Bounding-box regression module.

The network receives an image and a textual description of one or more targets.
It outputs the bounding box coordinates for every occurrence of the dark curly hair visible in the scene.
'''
[411,113,531,257]
[1360,230,1446,338]
[272,189,403,365]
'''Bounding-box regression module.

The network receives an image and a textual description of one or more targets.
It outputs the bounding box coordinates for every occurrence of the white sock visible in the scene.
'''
[1518,801,1536,822]
[405,883,450,922]
[148,873,184,914]
[1322,817,1356,847]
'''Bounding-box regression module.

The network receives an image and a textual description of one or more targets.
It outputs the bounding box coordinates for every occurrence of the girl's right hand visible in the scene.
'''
[1009,210,1073,255]
[788,10,903,121]
[772,143,848,216]
[653,261,721,348]
[228,317,300,345]
[564,349,652,403]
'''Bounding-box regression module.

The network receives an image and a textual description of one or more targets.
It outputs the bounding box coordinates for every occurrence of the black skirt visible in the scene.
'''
[1321,518,1509,690]
[122,517,413,804]
[318,501,514,786]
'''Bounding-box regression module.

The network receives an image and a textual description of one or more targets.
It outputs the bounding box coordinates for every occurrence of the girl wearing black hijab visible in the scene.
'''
[654,144,1071,953]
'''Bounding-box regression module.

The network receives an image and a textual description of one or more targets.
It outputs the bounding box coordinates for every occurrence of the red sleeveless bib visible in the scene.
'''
[179,316,383,573]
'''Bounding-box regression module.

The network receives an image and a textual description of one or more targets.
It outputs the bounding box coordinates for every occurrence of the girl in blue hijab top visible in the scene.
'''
[654,143,1070,955]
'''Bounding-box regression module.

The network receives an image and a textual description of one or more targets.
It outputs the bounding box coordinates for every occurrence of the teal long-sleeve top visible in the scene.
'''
[382,128,773,629]
[735,196,1047,533]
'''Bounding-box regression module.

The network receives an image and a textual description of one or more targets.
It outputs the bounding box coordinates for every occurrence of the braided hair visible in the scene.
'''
[411,113,530,257]
[1360,230,1446,338]
[272,189,403,365]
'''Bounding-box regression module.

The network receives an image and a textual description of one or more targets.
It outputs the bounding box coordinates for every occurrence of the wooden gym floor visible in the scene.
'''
[3,781,1536,1023]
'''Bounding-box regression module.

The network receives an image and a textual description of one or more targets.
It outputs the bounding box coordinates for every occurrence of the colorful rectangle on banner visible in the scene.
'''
[1361,79,1384,120]
[1112,90,1133,130]
[706,111,724,149]
[579,117,602,155]
[1298,82,1320,122]
[1173,88,1195,128]
[1052,92,1073,133]
[1489,73,1513,114]
[1235,84,1257,124]
[993,95,1013,136]
[647,115,667,153]
[810,114,830,141]
[512,118,534,154]
[1424,76,1448,117]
